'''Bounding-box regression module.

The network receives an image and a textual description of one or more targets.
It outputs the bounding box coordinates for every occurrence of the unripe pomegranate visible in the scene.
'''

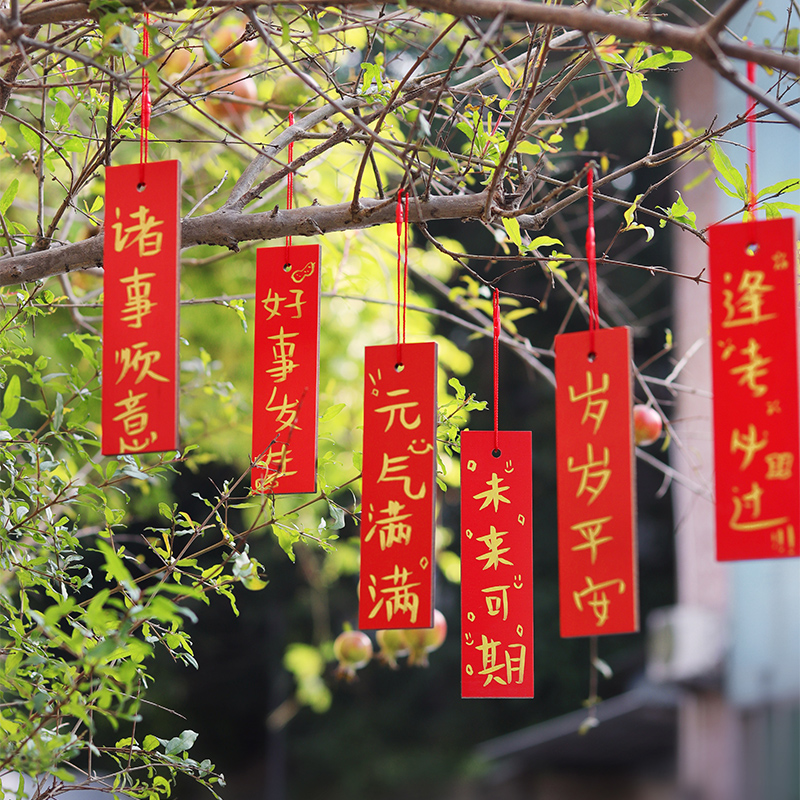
[633,404,663,446]
[333,629,373,680]
[376,628,409,669]
[404,609,447,667]
[205,70,258,132]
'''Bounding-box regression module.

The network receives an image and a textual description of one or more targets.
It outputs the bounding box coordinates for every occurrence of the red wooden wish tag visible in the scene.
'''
[709,218,800,560]
[461,431,533,698]
[102,160,180,456]
[555,327,639,637]
[359,342,438,630]
[252,244,321,495]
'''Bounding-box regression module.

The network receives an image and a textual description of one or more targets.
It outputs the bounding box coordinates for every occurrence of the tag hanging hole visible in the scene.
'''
[394,363,405,373]
[283,263,291,272]
[587,351,597,363]
[745,243,759,256]
[491,448,502,459]
[136,182,146,192]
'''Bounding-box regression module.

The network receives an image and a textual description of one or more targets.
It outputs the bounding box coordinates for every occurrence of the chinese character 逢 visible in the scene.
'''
[568,371,610,434]
[119,267,157,328]
[567,444,611,505]
[367,566,421,624]
[112,206,164,257]
[722,270,777,328]
[573,576,626,627]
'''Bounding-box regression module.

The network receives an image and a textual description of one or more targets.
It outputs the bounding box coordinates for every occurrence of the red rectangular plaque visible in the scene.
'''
[252,244,321,494]
[709,218,800,560]
[555,327,639,637]
[359,342,437,629]
[461,431,534,698]
[102,160,180,455]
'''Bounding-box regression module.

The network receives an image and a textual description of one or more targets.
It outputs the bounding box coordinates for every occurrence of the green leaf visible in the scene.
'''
[0,179,19,214]
[320,403,345,423]
[709,142,748,201]
[529,235,563,249]
[626,72,644,107]
[494,62,513,88]
[2,374,20,419]
[54,97,72,127]
[756,178,800,199]
[502,217,522,249]
[515,140,541,156]
[164,730,198,756]
[573,126,589,152]
[20,125,41,150]
[142,734,160,751]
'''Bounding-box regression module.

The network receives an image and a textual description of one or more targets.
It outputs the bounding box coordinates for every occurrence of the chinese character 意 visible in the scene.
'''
[367,566,421,624]
[115,341,169,384]
[266,327,299,383]
[570,515,613,564]
[119,267,157,328]
[729,481,789,532]
[568,371,610,434]
[112,389,157,452]
[375,388,421,432]
[730,424,768,471]
[474,635,527,687]
[482,585,510,620]
[573,576,626,627]
[473,473,511,512]
[112,206,164,257]
[729,338,771,398]
[476,525,513,570]
[567,444,611,505]
[377,452,426,500]
[722,270,777,328]
[365,500,413,550]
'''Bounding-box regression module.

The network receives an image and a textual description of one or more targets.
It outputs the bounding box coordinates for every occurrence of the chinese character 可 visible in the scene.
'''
[119,267,157,328]
[573,576,626,627]
[568,371,610,434]
[112,389,157,452]
[570,515,613,564]
[365,500,413,550]
[482,585,510,620]
[115,341,169,384]
[476,526,513,570]
[367,566,421,624]
[567,444,611,505]
[112,206,164,257]
[730,424,768,471]
[722,270,777,328]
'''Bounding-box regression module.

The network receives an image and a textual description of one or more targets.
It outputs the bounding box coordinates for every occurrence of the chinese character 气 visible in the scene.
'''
[377,452,426,500]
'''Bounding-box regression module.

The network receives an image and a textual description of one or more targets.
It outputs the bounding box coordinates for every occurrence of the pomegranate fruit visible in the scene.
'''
[404,609,447,667]
[204,70,258,131]
[376,628,409,669]
[633,403,663,446]
[333,629,373,680]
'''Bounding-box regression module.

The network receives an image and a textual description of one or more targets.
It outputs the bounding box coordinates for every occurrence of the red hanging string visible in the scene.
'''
[138,12,151,186]
[285,111,295,265]
[492,287,500,455]
[746,58,758,218]
[395,188,409,366]
[586,164,599,355]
